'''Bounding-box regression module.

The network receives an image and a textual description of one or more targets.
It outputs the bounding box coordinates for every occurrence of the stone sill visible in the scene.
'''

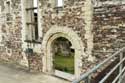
[24,40,41,44]
[53,7,64,13]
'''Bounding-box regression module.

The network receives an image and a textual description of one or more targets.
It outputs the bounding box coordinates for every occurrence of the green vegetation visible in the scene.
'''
[53,54,74,74]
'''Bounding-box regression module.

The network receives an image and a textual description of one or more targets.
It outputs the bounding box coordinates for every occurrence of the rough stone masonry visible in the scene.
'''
[0,0,125,79]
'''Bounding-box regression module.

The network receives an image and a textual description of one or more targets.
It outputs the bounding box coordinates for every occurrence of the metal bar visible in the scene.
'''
[112,66,125,83]
[94,50,115,53]
[26,7,38,11]
[88,75,92,83]
[26,22,37,25]
[122,71,125,80]
[99,57,125,83]
[72,47,125,83]
[84,78,88,83]
[118,52,123,83]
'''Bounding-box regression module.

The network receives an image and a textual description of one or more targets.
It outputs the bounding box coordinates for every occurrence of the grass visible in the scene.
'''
[53,54,74,74]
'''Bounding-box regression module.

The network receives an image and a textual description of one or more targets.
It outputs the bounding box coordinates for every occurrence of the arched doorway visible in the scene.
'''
[52,37,75,74]
[42,26,85,80]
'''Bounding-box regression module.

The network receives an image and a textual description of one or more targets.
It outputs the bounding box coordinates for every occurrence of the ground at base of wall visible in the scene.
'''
[0,59,28,72]
[0,60,70,83]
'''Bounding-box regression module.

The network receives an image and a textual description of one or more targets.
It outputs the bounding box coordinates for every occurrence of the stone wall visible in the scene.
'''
[0,0,44,72]
[40,0,95,75]
[40,0,85,44]
[0,0,23,62]
[0,0,124,75]
[39,0,125,73]
[26,52,43,72]
[40,0,94,57]
[93,3,125,63]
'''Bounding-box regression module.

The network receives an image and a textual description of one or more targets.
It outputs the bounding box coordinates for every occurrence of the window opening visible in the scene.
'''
[6,1,11,13]
[25,0,39,41]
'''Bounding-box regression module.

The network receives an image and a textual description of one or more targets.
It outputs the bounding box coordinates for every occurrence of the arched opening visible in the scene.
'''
[52,37,75,74]
[42,27,85,80]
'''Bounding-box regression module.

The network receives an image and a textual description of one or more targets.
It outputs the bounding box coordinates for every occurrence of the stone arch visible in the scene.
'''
[42,26,85,78]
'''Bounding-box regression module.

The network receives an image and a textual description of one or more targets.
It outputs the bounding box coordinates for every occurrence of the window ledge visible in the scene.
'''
[54,7,64,13]
[54,7,63,10]
[24,40,41,44]
[26,7,38,11]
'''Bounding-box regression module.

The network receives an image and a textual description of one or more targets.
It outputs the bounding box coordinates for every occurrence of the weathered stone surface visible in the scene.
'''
[26,52,43,72]
[93,3,125,63]
[0,0,22,63]
[0,0,124,78]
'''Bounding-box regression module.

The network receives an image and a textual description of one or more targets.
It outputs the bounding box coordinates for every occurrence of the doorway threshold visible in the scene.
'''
[54,70,75,81]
